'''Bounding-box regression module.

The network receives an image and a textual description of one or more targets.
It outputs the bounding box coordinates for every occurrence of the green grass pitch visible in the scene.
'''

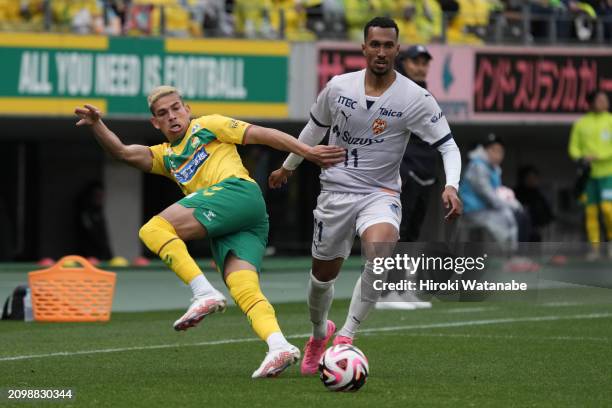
[1,296,611,407]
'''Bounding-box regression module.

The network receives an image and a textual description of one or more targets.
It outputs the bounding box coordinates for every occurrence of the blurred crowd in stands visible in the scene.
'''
[0,1,610,43]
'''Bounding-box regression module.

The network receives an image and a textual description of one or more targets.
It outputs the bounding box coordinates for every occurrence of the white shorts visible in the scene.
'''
[311,191,402,260]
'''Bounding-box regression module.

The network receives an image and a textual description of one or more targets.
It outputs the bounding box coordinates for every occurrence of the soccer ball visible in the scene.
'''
[318,344,369,392]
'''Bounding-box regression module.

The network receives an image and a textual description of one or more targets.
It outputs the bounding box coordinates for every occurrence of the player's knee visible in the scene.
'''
[139,216,176,252]
[138,218,156,246]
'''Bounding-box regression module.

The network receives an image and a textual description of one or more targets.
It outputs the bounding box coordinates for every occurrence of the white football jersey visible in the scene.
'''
[311,69,452,194]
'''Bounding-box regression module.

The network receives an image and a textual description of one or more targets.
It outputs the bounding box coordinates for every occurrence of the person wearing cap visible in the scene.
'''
[376,44,437,311]
[396,44,436,245]
[398,44,432,89]
[459,134,519,251]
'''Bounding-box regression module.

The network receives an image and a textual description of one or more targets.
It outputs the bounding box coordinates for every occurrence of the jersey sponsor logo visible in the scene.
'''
[191,123,201,134]
[372,118,387,135]
[172,145,209,184]
[378,107,402,118]
[430,111,444,123]
[341,133,384,146]
[337,95,357,109]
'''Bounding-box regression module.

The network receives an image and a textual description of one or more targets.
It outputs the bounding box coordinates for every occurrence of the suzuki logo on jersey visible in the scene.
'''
[378,107,402,117]
[341,133,384,146]
[431,111,444,123]
[337,95,357,109]
[372,118,387,135]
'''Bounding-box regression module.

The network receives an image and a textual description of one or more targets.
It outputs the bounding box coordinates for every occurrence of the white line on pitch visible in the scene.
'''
[441,306,498,313]
[0,312,610,362]
[540,301,588,307]
[366,332,610,343]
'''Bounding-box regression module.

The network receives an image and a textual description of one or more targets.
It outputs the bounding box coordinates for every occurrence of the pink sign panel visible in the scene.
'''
[316,42,612,124]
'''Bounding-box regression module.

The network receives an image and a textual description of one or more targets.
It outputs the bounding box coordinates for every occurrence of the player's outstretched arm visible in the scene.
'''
[244,125,345,168]
[75,104,153,172]
[269,119,330,188]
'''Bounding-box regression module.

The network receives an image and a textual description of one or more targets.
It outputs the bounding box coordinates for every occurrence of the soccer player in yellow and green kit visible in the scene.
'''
[569,90,612,260]
[75,85,345,378]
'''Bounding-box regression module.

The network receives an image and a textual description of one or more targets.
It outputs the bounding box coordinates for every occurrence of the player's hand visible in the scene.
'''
[304,145,346,168]
[269,167,294,189]
[74,104,102,126]
[442,186,462,220]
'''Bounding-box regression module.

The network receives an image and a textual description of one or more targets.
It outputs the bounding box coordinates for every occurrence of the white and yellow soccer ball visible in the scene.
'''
[318,344,369,392]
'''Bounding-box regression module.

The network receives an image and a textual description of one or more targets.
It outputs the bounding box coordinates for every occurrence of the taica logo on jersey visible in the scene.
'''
[379,107,402,117]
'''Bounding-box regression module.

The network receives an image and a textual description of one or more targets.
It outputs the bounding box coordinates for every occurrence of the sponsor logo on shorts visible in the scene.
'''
[372,118,387,136]
[389,203,400,216]
[229,119,239,128]
[202,210,216,221]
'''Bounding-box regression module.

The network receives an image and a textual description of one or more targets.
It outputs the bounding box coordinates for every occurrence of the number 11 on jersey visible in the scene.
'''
[344,148,358,167]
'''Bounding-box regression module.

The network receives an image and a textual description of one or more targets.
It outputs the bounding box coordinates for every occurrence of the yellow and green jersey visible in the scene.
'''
[569,112,612,178]
[149,114,255,195]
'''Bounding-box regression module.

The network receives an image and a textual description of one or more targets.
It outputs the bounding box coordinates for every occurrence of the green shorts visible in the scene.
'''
[585,176,612,205]
[178,177,269,274]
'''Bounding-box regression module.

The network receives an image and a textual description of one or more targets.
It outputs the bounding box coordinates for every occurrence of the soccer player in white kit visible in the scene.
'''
[269,17,463,375]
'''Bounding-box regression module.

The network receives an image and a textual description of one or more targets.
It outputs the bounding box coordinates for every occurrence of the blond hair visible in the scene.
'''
[147,85,183,112]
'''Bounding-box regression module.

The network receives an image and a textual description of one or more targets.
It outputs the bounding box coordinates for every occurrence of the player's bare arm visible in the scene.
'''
[75,104,153,172]
[244,125,345,168]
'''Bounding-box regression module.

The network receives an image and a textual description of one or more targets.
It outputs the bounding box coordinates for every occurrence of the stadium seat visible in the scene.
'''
[0,0,23,31]
[397,0,443,44]
[233,0,274,38]
[447,0,492,44]
[268,0,316,41]
[132,0,191,36]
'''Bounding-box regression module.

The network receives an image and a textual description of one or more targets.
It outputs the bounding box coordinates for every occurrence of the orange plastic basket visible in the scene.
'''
[28,255,117,322]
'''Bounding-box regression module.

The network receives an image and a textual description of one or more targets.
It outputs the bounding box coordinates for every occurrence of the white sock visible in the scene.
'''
[189,274,216,298]
[266,332,290,351]
[308,270,335,339]
[337,261,384,338]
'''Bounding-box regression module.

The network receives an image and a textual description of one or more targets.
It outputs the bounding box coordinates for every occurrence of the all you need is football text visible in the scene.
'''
[371,254,529,292]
